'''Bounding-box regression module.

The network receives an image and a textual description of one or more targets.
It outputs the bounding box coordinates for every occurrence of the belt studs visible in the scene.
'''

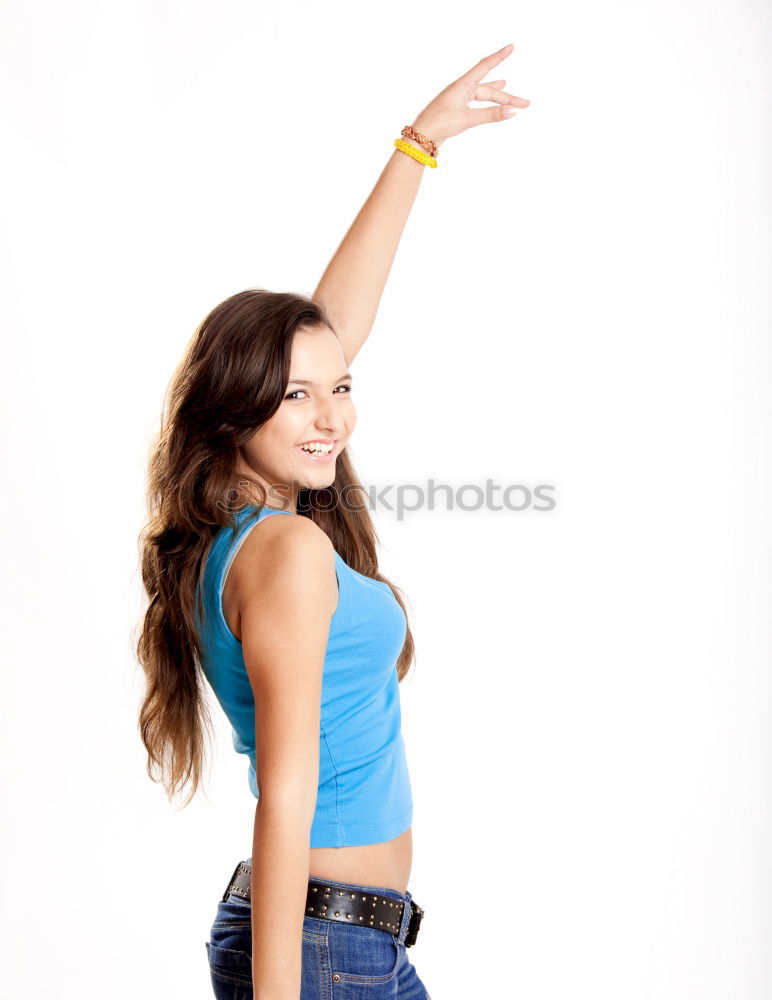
[305,883,404,934]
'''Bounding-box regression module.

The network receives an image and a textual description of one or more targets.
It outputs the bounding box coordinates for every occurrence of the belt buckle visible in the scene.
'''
[404,901,424,948]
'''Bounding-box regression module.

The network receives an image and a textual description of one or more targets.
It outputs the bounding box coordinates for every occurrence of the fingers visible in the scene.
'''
[462,42,514,85]
[474,83,530,107]
[466,103,521,126]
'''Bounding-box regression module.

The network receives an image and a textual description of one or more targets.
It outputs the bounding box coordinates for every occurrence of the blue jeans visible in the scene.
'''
[206,859,432,999]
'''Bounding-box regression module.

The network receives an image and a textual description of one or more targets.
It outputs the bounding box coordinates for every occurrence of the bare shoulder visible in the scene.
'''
[224,513,336,640]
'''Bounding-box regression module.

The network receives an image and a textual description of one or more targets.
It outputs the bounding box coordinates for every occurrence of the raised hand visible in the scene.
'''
[411,43,530,149]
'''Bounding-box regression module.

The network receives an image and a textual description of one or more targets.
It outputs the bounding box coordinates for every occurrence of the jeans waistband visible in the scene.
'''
[230,857,419,947]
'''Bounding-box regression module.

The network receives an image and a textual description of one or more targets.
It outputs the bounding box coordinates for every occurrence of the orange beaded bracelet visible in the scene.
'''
[401,125,438,158]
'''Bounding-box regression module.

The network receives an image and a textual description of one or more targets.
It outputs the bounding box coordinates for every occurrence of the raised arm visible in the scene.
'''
[312,42,530,366]
[233,513,338,1000]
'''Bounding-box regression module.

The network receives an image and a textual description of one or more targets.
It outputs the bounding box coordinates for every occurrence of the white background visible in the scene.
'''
[2,1,770,997]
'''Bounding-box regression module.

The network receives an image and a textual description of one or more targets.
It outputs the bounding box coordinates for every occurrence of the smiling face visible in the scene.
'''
[235,325,356,510]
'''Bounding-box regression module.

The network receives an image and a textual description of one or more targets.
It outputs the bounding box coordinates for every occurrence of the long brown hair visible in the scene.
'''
[134,289,415,807]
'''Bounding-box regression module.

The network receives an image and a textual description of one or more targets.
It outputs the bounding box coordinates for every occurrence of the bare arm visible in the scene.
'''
[312,43,530,366]
[235,515,338,1000]
[312,133,434,367]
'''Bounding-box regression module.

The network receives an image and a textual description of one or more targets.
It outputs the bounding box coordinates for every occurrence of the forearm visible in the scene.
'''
[250,799,313,1000]
[313,123,443,364]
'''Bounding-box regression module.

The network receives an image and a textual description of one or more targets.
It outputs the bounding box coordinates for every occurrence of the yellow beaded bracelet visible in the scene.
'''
[394,137,438,168]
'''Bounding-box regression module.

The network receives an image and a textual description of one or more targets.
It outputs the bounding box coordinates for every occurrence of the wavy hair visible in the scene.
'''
[134,289,415,806]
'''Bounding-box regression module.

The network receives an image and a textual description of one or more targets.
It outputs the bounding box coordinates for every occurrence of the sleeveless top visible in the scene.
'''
[194,504,413,848]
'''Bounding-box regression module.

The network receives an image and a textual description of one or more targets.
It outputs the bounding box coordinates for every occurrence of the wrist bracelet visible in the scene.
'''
[394,138,438,168]
[401,125,438,158]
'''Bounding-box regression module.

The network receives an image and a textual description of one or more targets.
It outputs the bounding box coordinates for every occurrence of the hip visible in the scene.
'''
[206,858,431,999]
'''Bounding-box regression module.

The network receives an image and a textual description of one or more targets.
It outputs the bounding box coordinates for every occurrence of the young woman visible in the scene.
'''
[136,43,529,1000]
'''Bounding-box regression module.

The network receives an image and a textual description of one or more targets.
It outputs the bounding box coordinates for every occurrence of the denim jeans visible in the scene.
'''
[206,858,432,999]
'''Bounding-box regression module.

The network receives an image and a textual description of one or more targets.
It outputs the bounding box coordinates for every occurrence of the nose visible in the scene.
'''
[314,399,346,436]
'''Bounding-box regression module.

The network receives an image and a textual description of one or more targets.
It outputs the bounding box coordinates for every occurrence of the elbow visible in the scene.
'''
[255,780,317,830]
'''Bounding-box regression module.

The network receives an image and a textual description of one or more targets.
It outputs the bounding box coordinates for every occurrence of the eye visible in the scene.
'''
[284,385,353,401]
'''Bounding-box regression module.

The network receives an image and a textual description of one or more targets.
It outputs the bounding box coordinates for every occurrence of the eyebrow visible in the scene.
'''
[287,372,353,387]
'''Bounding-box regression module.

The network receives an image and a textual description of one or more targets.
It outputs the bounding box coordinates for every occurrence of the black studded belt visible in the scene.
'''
[221,861,425,948]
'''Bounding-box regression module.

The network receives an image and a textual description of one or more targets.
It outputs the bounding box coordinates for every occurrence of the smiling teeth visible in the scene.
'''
[300,442,333,454]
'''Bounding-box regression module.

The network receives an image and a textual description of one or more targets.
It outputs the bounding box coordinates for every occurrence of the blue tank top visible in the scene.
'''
[194,504,413,848]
